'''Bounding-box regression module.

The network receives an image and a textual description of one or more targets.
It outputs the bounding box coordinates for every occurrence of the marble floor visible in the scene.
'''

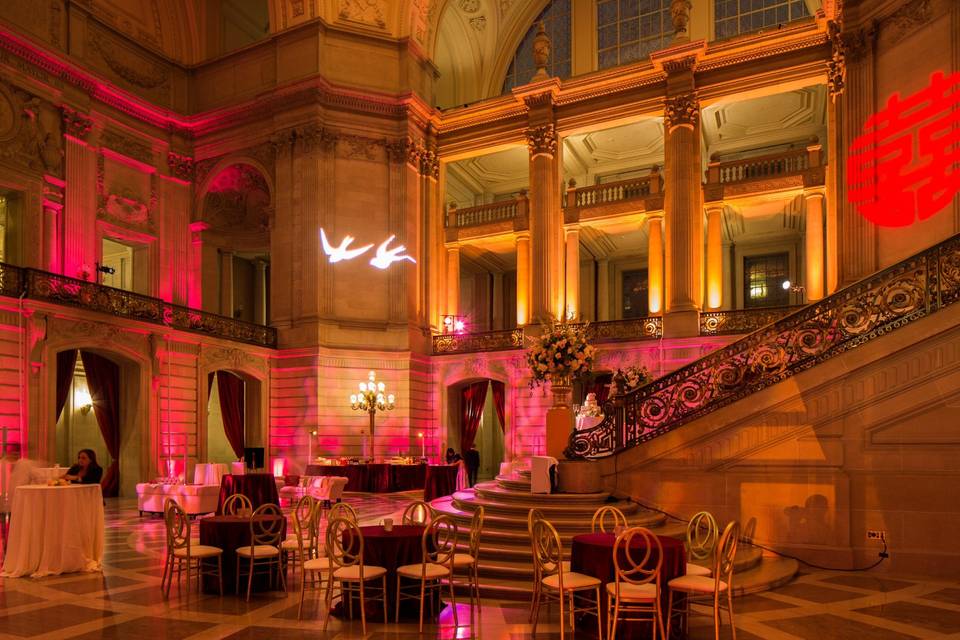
[1,496,959,639]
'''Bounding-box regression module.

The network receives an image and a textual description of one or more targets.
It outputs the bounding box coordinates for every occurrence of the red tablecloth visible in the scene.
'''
[424,465,459,502]
[331,524,427,623]
[304,464,427,493]
[216,474,280,514]
[199,514,287,594]
[571,532,686,639]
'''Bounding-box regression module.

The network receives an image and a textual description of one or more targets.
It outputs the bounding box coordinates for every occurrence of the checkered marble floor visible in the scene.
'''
[2,496,960,639]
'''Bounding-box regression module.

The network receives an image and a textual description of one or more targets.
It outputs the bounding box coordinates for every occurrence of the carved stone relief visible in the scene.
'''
[338,0,387,29]
[201,163,272,232]
[97,153,157,231]
[202,345,267,375]
[166,152,194,181]
[0,80,62,176]
[88,23,169,91]
[101,130,153,165]
[62,106,93,140]
[525,124,557,157]
[663,93,699,130]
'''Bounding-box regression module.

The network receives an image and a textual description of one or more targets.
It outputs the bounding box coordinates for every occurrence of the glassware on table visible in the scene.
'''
[382,518,394,532]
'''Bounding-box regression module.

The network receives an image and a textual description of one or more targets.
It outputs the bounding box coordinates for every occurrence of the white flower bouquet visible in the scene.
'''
[526,321,595,387]
[613,365,651,395]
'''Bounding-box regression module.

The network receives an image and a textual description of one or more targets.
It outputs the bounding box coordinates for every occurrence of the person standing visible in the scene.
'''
[463,445,480,487]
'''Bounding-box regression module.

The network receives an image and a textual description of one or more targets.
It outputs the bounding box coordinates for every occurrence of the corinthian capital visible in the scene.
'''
[663,93,699,131]
[525,123,557,157]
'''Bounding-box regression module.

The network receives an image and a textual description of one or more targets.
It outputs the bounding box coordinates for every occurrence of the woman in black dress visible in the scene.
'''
[63,449,104,485]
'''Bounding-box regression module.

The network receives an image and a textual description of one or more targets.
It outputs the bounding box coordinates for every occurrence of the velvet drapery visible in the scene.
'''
[55,350,78,423]
[216,371,245,458]
[490,380,506,432]
[460,381,489,452]
[591,372,614,406]
[79,350,120,497]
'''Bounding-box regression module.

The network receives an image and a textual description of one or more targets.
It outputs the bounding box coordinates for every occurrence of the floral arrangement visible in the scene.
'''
[613,365,651,395]
[527,321,595,387]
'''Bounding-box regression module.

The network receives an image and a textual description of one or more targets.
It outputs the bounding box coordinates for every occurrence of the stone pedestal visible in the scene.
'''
[557,459,602,494]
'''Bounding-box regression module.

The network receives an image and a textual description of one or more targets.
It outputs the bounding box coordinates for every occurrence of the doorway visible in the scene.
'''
[205,371,263,465]
[447,379,506,485]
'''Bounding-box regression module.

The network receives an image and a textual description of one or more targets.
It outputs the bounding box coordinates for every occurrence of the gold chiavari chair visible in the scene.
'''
[396,514,460,631]
[452,505,484,615]
[685,511,718,577]
[162,499,223,597]
[236,503,286,601]
[283,495,318,580]
[527,508,549,622]
[607,527,665,640]
[328,500,358,524]
[322,516,388,635]
[591,505,629,534]
[298,497,333,620]
[402,500,434,525]
[667,520,741,640]
[222,493,253,516]
[531,518,603,640]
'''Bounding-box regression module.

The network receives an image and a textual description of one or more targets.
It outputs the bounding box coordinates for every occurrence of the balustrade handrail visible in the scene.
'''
[566,174,659,209]
[699,305,805,335]
[432,327,525,354]
[0,263,277,348]
[449,200,521,228]
[708,148,812,185]
[565,232,960,459]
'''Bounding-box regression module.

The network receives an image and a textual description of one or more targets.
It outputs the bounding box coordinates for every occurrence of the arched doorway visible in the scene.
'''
[53,349,144,497]
[446,379,507,486]
[204,370,265,468]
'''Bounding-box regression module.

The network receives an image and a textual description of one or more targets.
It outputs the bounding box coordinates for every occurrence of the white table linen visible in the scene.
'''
[193,463,228,486]
[1,484,104,578]
[531,456,558,494]
[29,467,65,484]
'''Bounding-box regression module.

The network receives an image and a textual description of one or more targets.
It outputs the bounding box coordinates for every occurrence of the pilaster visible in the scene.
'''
[63,111,97,280]
[647,215,664,315]
[705,202,724,310]
[564,224,580,320]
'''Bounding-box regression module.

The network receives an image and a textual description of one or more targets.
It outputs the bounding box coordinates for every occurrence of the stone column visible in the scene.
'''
[526,124,563,322]
[596,259,609,321]
[705,203,724,310]
[492,271,504,330]
[219,249,234,317]
[62,110,97,279]
[804,189,826,302]
[446,244,460,318]
[516,232,531,326]
[188,222,208,309]
[647,216,664,315]
[254,258,268,324]
[42,176,65,273]
[564,224,580,320]
[663,92,703,337]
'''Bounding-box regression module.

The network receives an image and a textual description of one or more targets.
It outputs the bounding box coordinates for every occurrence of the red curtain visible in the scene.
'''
[460,381,489,452]
[216,371,245,459]
[592,372,614,406]
[79,351,120,497]
[491,381,506,433]
[55,350,78,423]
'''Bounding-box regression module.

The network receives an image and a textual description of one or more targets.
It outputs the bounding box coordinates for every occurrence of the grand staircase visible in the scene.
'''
[430,469,798,599]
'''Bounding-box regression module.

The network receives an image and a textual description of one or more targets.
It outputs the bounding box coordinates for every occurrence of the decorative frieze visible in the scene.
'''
[663,93,699,130]
[166,152,194,181]
[337,0,387,28]
[100,129,153,165]
[525,123,557,157]
[62,106,92,140]
[0,80,62,175]
[826,20,845,99]
[88,24,168,90]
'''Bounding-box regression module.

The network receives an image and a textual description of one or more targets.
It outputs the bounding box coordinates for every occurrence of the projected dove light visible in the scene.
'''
[319,229,416,269]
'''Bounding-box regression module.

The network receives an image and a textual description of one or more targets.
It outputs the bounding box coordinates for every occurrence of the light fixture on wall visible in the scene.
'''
[349,371,395,460]
[781,280,805,294]
[442,315,467,334]
[74,386,93,415]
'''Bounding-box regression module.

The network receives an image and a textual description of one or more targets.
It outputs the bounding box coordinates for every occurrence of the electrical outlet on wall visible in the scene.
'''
[867,530,887,542]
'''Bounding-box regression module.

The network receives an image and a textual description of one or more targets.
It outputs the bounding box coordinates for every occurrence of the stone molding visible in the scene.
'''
[61,106,93,140]
[166,152,194,181]
[663,93,699,130]
[100,129,153,165]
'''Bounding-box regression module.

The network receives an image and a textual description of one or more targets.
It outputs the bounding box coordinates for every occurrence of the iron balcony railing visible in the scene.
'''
[432,327,525,354]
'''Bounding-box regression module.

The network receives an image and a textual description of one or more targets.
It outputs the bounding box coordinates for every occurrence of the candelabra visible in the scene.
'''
[350,371,395,459]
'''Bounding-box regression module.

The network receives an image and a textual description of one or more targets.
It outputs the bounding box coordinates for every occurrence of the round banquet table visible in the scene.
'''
[571,532,687,639]
[199,514,287,594]
[331,524,427,622]
[423,464,459,502]
[1,484,104,578]
[216,473,280,514]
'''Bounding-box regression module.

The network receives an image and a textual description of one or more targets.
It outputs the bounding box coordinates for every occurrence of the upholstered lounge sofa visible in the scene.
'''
[135,483,220,516]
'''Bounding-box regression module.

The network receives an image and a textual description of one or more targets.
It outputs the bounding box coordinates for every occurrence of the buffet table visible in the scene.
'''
[304,463,459,498]
[1,484,104,578]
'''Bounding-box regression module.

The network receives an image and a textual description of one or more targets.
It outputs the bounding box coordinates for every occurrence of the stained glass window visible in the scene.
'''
[743,253,789,308]
[502,0,572,93]
[714,0,811,40]
[597,0,671,70]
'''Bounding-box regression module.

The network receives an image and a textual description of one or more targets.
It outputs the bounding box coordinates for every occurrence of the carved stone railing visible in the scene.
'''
[699,306,803,336]
[433,327,525,354]
[0,264,277,348]
[703,143,824,201]
[709,149,809,184]
[566,232,960,459]
[447,195,528,229]
[585,317,662,343]
[565,172,661,209]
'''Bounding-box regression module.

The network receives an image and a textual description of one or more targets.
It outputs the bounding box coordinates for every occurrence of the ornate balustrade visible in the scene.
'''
[565,173,660,209]
[0,264,277,348]
[709,148,810,184]
[584,317,662,342]
[447,197,527,229]
[432,327,525,354]
[566,232,960,459]
[699,306,803,336]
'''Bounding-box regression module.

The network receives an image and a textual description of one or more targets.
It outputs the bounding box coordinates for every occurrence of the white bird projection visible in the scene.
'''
[370,235,417,269]
[320,228,373,263]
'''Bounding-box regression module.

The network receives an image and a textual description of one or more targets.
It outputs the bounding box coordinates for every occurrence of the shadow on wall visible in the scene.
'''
[783,494,831,546]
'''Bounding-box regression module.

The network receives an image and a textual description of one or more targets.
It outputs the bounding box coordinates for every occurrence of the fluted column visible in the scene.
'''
[516,232,531,326]
[446,244,460,318]
[564,224,580,320]
[254,258,268,324]
[42,176,64,273]
[804,189,826,301]
[705,203,724,310]
[663,93,703,337]
[526,124,564,322]
[220,249,234,317]
[492,271,504,330]
[647,216,664,315]
[62,112,97,279]
[596,259,609,321]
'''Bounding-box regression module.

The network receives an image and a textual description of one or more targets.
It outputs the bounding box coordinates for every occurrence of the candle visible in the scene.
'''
[418,432,425,459]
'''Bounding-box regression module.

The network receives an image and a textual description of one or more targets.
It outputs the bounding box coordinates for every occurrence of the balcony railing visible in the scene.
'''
[704,143,824,200]
[432,328,525,354]
[0,263,277,348]
[710,149,809,184]
[699,306,803,336]
[564,170,662,212]
[447,195,528,229]
[585,317,662,342]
